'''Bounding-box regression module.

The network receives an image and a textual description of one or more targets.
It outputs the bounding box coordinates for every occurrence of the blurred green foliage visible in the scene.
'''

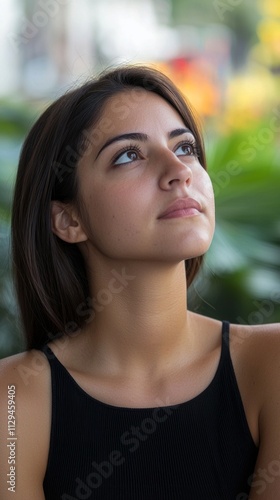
[0,101,279,359]
[190,121,280,324]
[170,0,260,43]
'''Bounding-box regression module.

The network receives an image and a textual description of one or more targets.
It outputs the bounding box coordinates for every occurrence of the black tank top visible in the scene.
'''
[41,321,258,499]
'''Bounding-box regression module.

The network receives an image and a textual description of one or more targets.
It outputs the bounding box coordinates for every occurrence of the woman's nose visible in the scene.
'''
[158,149,193,190]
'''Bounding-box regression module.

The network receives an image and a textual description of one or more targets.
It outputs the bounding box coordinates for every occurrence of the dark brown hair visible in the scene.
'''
[11,64,207,350]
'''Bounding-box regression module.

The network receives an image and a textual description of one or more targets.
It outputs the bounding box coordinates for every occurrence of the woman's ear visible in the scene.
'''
[51,201,88,243]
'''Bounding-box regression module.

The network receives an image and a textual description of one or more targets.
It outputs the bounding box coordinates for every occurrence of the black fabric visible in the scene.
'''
[41,321,258,499]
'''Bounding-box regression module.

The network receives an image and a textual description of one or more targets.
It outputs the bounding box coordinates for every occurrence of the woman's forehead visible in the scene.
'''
[92,89,187,141]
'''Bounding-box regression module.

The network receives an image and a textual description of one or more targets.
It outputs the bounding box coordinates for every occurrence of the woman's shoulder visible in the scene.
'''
[0,349,51,407]
[230,322,280,498]
[229,321,280,364]
[0,350,51,499]
[0,348,51,423]
[228,321,280,397]
[0,348,50,381]
[194,314,280,449]
[0,349,51,409]
[198,315,280,395]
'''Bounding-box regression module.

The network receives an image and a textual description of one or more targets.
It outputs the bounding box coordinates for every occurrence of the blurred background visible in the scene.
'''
[0,0,280,358]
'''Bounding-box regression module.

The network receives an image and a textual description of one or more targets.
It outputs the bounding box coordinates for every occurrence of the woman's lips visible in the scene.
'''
[158,198,202,219]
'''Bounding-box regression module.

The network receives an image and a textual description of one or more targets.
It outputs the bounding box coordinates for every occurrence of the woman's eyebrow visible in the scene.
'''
[95,133,148,159]
[95,127,192,160]
[169,127,192,139]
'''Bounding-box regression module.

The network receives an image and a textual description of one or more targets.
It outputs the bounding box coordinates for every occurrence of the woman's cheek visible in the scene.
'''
[202,172,215,201]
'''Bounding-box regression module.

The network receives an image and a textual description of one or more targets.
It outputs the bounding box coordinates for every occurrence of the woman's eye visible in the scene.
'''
[174,142,197,157]
[113,149,140,166]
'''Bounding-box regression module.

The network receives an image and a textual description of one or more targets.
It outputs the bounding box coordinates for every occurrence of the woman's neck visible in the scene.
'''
[79,260,197,378]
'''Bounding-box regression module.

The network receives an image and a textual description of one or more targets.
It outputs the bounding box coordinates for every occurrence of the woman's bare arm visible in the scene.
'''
[0,350,51,500]
[248,324,280,499]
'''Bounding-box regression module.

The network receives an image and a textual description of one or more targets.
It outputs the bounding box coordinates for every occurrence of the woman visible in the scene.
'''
[0,65,279,499]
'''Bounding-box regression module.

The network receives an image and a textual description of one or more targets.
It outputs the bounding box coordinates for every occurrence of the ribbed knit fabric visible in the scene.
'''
[41,321,258,499]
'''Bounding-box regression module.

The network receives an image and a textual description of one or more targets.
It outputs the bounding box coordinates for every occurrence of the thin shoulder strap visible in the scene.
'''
[41,343,56,362]
[222,320,230,350]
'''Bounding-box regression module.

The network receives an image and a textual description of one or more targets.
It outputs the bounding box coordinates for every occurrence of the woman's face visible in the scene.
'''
[76,89,215,265]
